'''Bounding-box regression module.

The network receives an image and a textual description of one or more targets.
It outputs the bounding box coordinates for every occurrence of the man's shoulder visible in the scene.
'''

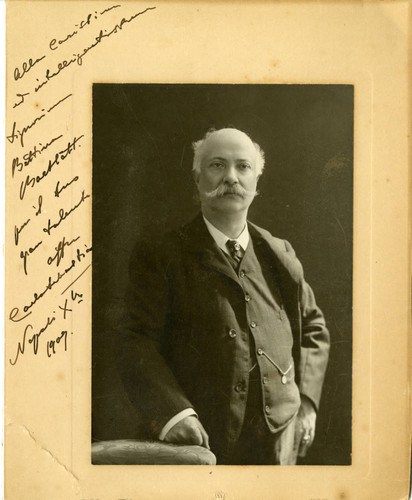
[131,214,204,259]
[248,220,294,255]
[165,213,211,247]
[248,220,305,284]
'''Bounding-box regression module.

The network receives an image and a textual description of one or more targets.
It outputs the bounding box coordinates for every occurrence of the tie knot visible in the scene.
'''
[227,239,241,251]
[226,240,243,263]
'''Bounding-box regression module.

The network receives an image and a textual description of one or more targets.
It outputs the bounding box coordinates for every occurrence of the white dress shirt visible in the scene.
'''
[202,216,250,255]
[158,216,250,440]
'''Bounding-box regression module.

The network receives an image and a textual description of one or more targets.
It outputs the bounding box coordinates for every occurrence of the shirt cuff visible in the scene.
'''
[158,408,198,441]
[300,393,317,412]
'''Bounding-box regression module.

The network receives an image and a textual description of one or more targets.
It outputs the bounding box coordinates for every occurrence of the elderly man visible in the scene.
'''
[117,128,330,465]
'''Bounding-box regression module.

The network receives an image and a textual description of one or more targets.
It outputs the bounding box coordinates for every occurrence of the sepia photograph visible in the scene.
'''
[5,1,411,497]
[91,84,353,466]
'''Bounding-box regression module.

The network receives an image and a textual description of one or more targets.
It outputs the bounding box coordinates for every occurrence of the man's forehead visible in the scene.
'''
[202,130,255,156]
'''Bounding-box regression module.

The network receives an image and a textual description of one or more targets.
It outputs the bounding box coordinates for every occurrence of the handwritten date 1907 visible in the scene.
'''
[47,330,73,358]
[9,320,74,365]
[9,295,80,365]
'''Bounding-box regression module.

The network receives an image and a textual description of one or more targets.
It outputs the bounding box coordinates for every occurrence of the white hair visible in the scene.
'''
[192,128,265,176]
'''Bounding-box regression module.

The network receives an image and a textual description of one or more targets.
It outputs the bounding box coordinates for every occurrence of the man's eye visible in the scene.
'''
[210,161,224,168]
[238,163,251,170]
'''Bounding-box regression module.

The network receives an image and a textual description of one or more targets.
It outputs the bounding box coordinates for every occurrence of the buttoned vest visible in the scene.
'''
[225,236,301,434]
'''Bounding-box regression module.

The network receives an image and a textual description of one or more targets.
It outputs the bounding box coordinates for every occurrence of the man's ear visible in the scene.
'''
[192,171,201,204]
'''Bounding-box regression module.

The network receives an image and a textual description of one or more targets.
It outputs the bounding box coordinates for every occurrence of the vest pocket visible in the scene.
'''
[259,349,294,384]
[259,354,300,430]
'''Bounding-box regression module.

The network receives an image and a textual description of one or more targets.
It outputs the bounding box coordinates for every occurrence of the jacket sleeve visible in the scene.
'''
[284,240,330,411]
[115,239,193,438]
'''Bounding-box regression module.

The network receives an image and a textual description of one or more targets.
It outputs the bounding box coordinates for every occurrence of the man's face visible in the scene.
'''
[196,130,260,215]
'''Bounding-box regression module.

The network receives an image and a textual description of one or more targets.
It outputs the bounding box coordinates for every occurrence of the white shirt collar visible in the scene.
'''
[203,215,250,255]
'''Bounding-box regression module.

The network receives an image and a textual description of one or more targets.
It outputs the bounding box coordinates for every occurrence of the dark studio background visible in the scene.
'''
[92,84,353,465]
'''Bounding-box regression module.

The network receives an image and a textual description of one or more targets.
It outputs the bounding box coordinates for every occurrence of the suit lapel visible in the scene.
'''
[180,215,303,359]
[248,222,302,284]
[181,214,304,289]
[180,214,239,282]
[248,222,302,333]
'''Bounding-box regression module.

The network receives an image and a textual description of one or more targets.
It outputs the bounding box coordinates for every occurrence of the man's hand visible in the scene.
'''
[295,395,317,457]
[164,415,210,449]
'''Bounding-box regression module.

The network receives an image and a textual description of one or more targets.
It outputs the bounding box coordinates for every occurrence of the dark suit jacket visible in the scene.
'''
[116,214,330,457]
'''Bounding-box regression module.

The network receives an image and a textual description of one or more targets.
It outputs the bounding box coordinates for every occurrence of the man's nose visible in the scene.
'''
[223,164,238,184]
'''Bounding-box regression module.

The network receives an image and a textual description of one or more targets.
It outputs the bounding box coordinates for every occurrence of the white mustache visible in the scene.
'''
[202,183,258,200]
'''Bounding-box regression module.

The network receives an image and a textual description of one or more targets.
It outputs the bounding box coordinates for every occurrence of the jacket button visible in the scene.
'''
[245,294,251,302]
[257,348,263,356]
[265,405,270,414]
[250,321,257,328]
[239,270,246,278]
[235,382,244,392]
[228,329,237,338]
[262,376,268,384]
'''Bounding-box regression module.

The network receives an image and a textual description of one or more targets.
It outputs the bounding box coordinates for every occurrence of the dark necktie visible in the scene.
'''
[226,239,244,267]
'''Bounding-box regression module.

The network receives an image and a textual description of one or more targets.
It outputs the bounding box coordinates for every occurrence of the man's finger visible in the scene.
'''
[165,428,185,444]
[199,424,210,449]
[163,416,211,448]
[298,435,312,457]
[189,426,203,446]
[298,423,314,456]
[298,439,309,457]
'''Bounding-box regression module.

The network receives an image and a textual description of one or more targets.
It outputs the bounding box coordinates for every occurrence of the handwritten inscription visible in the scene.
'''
[43,190,90,235]
[12,92,30,109]
[55,176,79,197]
[19,134,84,200]
[9,283,86,366]
[20,245,92,314]
[14,217,31,246]
[10,6,156,104]
[9,320,76,365]
[49,5,121,52]
[7,93,72,148]
[14,55,46,81]
[12,134,63,178]
[7,3,158,367]
[47,235,81,267]
[20,239,43,276]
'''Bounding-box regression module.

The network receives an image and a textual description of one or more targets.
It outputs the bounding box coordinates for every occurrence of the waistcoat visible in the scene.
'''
[226,236,301,435]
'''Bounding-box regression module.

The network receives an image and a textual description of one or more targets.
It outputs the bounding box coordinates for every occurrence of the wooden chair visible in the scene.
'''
[92,439,217,465]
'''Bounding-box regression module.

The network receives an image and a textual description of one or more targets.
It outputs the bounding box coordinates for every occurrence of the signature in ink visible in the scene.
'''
[14,247,91,315]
